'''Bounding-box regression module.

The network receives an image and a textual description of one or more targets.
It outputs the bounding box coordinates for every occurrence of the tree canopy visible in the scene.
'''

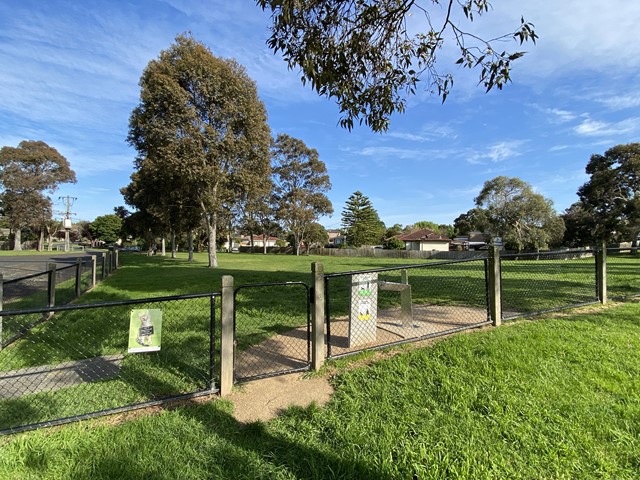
[89,214,123,244]
[341,191,385,246]
[126,35,271,267]
[0,140,76,250]
[577,143,640,244]
[474,176,564,251]
[272,133,333,255]
[258,0,537,131]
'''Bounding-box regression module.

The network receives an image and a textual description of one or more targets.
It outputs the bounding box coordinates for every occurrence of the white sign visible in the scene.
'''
[349,272,378,347]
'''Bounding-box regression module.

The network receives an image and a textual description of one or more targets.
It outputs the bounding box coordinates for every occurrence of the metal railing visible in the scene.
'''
[0,293,219,435]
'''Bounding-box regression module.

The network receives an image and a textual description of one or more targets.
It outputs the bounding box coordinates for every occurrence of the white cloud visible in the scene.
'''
[468,140,526,164]
[574,117,640,137]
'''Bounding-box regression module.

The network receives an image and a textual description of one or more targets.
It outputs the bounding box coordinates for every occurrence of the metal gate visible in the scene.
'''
[233,282,311,382]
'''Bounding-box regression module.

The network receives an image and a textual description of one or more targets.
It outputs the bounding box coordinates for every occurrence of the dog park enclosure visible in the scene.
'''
[1,245,636,435]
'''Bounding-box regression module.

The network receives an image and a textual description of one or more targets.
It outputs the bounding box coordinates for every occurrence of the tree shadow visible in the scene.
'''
[86,399,388,480]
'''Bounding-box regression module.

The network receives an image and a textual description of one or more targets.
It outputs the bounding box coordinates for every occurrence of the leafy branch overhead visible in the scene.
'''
[258,0,537,131]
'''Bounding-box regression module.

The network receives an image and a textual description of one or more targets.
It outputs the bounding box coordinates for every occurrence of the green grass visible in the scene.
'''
[1,301,638,479]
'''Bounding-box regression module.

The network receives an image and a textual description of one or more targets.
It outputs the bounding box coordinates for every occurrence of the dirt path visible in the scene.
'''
[228,372,333,423]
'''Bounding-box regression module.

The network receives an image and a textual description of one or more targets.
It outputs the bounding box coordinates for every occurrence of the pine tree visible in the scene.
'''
[341,191,385,247]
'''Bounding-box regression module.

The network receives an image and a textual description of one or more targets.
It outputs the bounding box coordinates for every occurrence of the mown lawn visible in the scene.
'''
[1,299,639,479]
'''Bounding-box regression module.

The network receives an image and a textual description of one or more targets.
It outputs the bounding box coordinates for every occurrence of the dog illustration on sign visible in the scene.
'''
[136,310,154,346]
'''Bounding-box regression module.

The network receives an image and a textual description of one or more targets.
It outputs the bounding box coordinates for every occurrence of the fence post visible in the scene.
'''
[311,262,325,371]
[47,262,57,309]
[487,246,502,326]
[75,258,82,298]
[220,275,234,396]
[597,240,607,304]
[101,253,106,280]
[0,273,3,350]
[108,246,114,274]
[91,255,97,288]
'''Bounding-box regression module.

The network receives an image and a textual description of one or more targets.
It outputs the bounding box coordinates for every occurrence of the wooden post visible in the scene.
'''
[101,253,106,280]
[487,246,502,326]
[75,258,82,298]
[0,273,3,350]
[220,275,235,396]
[47,263,57,309]
[597,240,607,304]
[311,262,325,371]
[91,255,97,288]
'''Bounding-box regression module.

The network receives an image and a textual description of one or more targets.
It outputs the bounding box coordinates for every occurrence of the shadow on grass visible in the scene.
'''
[83,399,386,480]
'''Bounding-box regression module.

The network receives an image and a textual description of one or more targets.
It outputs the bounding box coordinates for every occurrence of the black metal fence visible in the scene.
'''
[500,250,599,320]
[606,248,640,300]
[1,253,109,312]
[324,259,491,358]
[233,282,310,382]
[0,293,218,435]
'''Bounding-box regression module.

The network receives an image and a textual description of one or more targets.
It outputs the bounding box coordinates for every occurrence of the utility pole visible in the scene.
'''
[58,196,77,252]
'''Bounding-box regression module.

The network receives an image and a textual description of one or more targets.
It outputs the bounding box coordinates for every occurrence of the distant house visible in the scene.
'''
[241,234,281,248]
[327,230,346,247]
[452,231,489,251]
[397,228,451,252]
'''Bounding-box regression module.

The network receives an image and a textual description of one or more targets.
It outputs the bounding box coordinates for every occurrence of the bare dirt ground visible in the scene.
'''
[228,372,334,423]
[229,304,489,423]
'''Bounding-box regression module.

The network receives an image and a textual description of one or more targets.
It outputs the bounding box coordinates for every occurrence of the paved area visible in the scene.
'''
[0,354,124,399]
[0,253,96,280]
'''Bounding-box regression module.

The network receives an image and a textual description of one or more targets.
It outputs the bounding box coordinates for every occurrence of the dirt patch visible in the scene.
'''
[228,372,333,423]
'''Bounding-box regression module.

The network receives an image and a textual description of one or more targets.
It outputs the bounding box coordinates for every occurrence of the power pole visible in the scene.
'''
[58,196,77,252]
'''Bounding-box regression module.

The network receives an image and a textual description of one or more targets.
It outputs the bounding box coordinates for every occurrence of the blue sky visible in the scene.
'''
[1,1,640,231]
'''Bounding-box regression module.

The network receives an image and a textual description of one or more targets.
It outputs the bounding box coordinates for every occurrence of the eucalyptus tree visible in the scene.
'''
[127,35,271,267]
[0,140,76,250]
[272,134,333,255]
[258,0,537,131]
[577,143,640,245]
[475,176,564,251]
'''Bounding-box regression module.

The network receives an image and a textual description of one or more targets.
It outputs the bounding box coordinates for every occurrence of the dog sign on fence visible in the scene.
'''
[349,272,378,347]
[128,308,162,353]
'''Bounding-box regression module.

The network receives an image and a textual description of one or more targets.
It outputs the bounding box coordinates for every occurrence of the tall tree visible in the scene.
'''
[127,35,271,268]
[475,176,564,252]
[0,140,76,250]
[561,202,598,248]
[453,207,489,237]
[89,214,123,244]
[577,143,640,244]
[258,0,537,131]
[272,134,333,256]
[341,191,385,247]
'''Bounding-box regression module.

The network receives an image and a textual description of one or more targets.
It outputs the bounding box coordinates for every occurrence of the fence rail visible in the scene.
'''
[0,293,219,435]
[2,245,639,435]
[324,258,491,358]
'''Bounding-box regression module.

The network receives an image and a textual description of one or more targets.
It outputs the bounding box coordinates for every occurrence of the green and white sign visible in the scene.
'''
[349,272,378,347]
[128,309,162,353]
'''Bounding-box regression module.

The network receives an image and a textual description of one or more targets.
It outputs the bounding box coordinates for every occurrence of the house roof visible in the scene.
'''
[397,228,451,242]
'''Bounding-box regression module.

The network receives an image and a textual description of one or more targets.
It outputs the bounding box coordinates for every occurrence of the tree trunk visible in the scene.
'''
[47,232,54,251]
[188,230,194,262]
[161,237,166,256]
[207,217,218,268]
[171,232,177,259]
[263,231,268,254]
[38,230,45,251]
[13,229,22,251]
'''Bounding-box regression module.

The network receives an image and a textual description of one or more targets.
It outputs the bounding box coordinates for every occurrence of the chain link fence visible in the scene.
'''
[606,248,640,300]
[500,250,598,320]
[325,259,490,358]
[234,282,310,382]
[0,293,218,435]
